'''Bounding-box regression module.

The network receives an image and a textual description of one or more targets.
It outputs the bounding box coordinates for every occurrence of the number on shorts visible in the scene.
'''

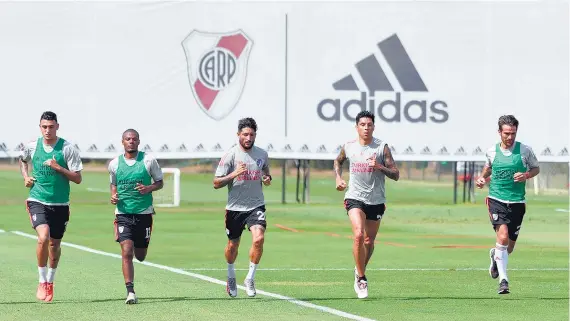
[145,227,151,239]
[256,211,266,221]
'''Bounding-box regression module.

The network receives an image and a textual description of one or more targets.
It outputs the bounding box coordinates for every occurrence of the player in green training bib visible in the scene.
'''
[108,129,163,304]
[476,115,540,295]
[19,111,83,303]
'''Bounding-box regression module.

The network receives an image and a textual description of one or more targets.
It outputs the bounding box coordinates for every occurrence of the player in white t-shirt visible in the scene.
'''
[213,118,272,298]
[334,111,400,299]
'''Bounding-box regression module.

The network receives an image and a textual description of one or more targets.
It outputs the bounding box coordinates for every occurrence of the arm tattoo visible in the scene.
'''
[380,145,399,181]
[333,147,347,178]
[262,164,270,176]
[214,174,235,189]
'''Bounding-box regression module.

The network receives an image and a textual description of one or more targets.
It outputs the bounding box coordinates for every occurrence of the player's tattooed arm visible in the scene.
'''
[261,160,272,186]
[213,163,248,189]
[379,145,400,181]
[333,146,347,179]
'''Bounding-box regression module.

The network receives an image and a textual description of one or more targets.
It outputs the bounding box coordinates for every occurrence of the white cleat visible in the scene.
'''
[226,278,237,298]
[244,278,256,297]
[354,279,368,299]
[125,292,138,304]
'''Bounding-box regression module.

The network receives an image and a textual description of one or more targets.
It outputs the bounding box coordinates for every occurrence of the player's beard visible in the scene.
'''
[240,140,254,150]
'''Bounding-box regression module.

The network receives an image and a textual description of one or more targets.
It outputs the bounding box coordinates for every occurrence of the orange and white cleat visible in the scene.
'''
[36,282,47,301]
[44,283,54,302]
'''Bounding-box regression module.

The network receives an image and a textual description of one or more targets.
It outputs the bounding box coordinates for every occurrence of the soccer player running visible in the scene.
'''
[19,111,83,302]
[334,111,399,299]
[476,115,539,294]
[213,117,271,298]
[108,129,164,304]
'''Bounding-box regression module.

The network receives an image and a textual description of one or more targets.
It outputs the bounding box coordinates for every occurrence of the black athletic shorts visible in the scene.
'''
[344,199,386,221]
[486,197,526,241]
[225,205,267,240]
[114,214,154,248]
[26,200,70,239]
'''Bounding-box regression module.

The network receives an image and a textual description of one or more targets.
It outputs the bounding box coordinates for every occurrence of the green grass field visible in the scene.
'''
[0,169,568,321]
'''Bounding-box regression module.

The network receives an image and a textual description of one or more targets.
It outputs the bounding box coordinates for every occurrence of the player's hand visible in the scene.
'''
[475,176,486,189]
[262,175,271,186]
[367,154,380,170]
[135,183,153,195]
[513,172,528,182]
[336,178,347,191]
[110,193,119,204]
[232,163,247,178]
[43,155,60,170]
[24,176,36,188]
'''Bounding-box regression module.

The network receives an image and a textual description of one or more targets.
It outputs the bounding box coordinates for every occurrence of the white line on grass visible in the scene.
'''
[0,229,4,233]
[11,231,375,321]
[555,208,569,212]
[182,267,569,272]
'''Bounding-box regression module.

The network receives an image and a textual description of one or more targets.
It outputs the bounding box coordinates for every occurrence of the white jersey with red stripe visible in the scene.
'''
[344,137,388,205]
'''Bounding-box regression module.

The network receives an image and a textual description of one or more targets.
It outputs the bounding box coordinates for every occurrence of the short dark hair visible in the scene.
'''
[122,128,140,139]
[238,117,257,132]
[498,115,519,131]
[355,111,374,124]
[40,111,58,123]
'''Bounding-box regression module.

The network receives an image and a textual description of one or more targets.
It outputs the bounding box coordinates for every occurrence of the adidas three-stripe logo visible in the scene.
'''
[316,33,449,123]
[333,34,427,93]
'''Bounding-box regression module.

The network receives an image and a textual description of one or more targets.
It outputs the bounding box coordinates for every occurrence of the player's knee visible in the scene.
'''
[364,236,375,246]
[123,250,134,261]
[252,234,265,247]
[353,230,365,244]
[37,234,49,246]
[135,253,146,262]
[49,237,61,246]
[496,229,509,244]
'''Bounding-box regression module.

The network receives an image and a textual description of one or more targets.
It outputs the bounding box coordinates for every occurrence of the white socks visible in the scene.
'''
[227,262,258,280]
[494,243,509,282]
[38,266,47,283]
[227,263,236,279]
[246,262,257,280]
[47,268,57,283]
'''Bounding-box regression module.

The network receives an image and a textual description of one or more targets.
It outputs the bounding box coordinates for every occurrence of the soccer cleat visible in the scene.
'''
[36,282,47,301]
[354,279,368,299]
[244,278,256,297]
[489,248,499,279]
[498,279,510,294]
[226,278,237,298]
[125,292,138,304]
[44,283,54,302]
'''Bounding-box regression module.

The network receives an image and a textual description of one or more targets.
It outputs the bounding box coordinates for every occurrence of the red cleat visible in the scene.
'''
[44,283,54,302]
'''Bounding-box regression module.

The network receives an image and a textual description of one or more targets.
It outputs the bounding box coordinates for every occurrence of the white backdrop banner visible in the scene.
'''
[0,1,567,162]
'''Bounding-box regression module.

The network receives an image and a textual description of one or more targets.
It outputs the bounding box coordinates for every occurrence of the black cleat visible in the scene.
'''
[489,248,499,279]
[498,279,510,294]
